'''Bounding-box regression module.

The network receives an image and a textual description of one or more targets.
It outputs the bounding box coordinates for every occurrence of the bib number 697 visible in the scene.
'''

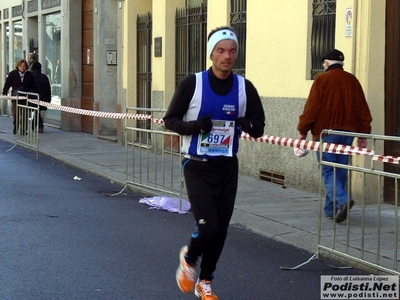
[207,133,225,144]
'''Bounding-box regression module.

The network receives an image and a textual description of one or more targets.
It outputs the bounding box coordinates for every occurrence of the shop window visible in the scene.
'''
[43,12,62,126]
[45,12,61,96]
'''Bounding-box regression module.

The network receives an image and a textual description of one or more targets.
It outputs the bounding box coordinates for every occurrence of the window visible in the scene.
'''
[175,3,207,86]
[310,0,336,79]
[44,12,62,125]
[230,0,247,77]
[13,20,23,67]
[4,22,10,75]
[45,12,61,95]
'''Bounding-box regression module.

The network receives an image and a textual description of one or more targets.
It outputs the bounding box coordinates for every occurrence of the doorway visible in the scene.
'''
[384,0,400,204]
[82,0,94,133]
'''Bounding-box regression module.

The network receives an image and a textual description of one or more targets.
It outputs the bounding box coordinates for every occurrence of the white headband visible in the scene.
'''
[208,29,239,58]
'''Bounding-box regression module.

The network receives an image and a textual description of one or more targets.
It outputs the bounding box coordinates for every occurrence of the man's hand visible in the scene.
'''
[358,138,367,148]
[298,134,307,140]
[236,117,253,133]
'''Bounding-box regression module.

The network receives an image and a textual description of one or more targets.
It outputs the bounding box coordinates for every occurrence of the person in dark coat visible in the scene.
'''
[31,61,52,133]
[28,52,37,71]
[2,59,38,134]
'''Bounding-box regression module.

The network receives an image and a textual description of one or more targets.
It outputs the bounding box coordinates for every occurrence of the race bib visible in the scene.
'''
[196,120,235,156]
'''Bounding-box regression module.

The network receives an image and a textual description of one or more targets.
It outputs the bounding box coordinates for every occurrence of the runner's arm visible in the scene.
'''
[163,75,199,135]
[243,80,265,138]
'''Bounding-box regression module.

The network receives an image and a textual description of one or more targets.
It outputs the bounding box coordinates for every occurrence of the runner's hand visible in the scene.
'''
[195,114,212,134]
[236,117,253,133]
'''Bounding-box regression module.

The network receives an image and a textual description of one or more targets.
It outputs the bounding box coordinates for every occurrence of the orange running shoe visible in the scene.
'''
[176,246,197,293]
[195,279,219,300]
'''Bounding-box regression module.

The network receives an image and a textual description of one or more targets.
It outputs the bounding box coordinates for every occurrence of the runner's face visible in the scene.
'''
[211,40,237,78]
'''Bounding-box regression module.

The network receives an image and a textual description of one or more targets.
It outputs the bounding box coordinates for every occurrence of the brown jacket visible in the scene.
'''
[297,67,372,140]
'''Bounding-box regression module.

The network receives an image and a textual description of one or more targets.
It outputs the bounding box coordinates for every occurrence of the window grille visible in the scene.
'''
[230,0,247,77]
[137,12,152,140]
[137,12,152,110]
[311,0,336,79]
[175,3,207,87]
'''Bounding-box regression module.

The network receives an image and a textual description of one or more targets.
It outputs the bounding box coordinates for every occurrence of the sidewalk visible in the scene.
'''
[0,114,396,272]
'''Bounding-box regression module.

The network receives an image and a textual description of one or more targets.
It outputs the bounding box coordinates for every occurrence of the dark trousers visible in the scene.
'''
[11,100,17,125]
[183,156,238,281]
[11,99,28,132]
[32,110,44,130]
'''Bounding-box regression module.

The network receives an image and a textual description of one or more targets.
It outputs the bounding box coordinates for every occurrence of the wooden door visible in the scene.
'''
[82,0,94,133]
[384,0,400,204]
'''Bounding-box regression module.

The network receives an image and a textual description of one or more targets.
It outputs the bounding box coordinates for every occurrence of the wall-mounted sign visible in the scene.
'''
[107,50,117,65]
[345,8,353,37]
[105,38,116,45]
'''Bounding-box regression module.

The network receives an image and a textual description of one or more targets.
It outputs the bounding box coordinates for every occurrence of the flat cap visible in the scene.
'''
[322,49,345,61]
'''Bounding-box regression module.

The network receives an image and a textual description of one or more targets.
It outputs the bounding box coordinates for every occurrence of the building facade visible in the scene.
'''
[0,0,398,202]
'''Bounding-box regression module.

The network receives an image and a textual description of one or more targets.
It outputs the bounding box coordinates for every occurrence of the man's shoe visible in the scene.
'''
[195,279,219,300]
[176,246,197,293]
[325,213,333,220]
[39,127,44,133]
[335,200,355,223]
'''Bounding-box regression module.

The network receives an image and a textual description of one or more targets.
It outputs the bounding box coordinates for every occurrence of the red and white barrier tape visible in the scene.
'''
[240,133,373,155]
[25,99,153,120]
[372,155,400,164]
[240,133,400,164]
[3,97,398,164]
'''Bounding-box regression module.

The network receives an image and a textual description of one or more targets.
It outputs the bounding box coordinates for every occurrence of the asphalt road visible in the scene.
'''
[0,140,367,300]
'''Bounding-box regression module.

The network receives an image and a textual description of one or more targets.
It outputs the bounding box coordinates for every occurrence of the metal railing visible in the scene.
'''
[1,92,40,159]
[283,130,400,275]
[122,107,184,201]
[14,92,40,160]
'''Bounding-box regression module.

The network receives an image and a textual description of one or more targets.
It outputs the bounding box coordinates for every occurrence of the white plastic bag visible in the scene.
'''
[294,148,309,158]
[139,196,191,214]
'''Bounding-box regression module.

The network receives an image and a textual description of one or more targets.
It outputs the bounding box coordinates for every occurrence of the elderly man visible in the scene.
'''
[297,49,372,223]
[28,52,37,71]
